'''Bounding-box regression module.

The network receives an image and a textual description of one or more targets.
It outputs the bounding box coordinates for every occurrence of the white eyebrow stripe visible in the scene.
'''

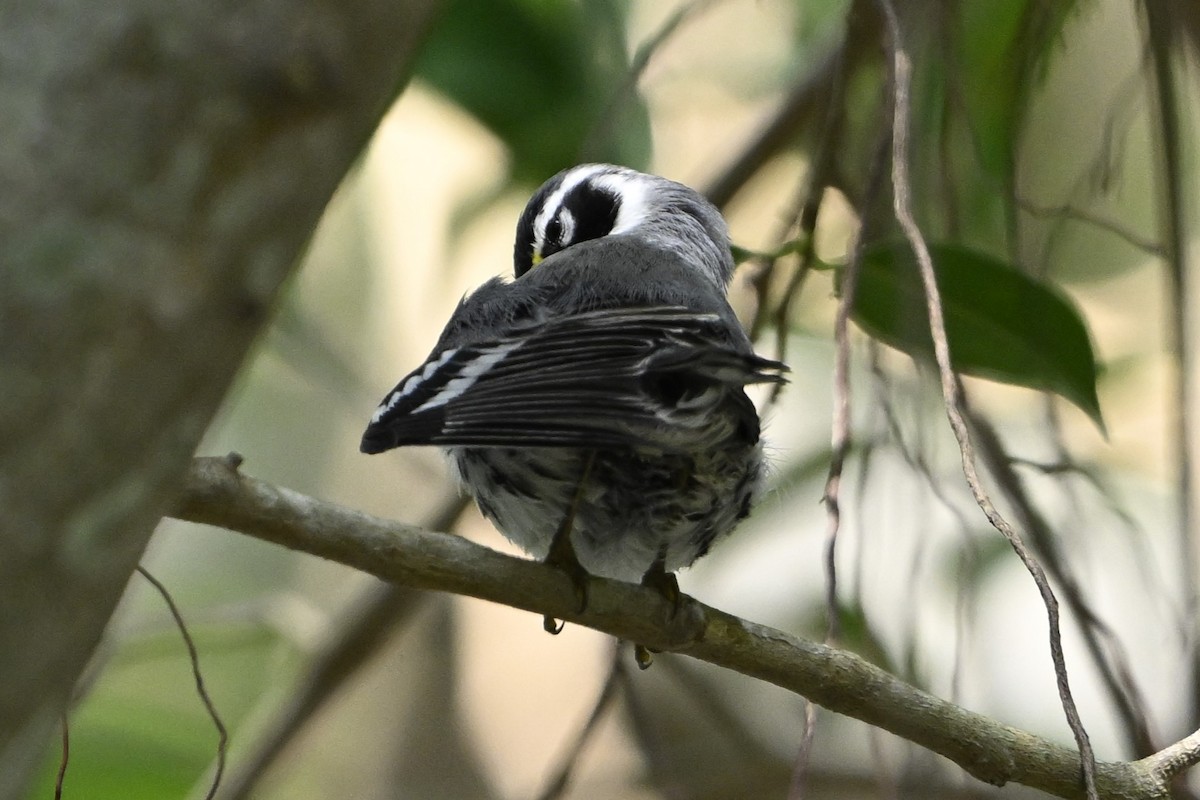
[557,208,576,243]
[533,164,608,250]
[592,172,650,235]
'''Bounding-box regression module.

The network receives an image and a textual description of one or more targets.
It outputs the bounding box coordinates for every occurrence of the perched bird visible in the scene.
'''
[361,164,785,615]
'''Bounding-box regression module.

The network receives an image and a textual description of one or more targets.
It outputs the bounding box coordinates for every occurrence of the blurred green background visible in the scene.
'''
[30,1,1200,798]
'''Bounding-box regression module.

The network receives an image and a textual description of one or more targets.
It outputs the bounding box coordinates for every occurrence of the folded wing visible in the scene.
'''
[360,307,786,453]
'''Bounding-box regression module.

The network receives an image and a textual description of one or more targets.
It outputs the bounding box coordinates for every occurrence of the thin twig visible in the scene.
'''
[1011,423,1170,636]
[737,71,843,354]
[581,0,726,161]
[821,89,892,645]
[535,646,625,800]
[969,410,1158,759]
[654,656,776,761]
[704,0,882,210]
[934,13,962,240]
[744,178,814,347]
[1020,56,1152,274]
[868,349,983,696]
[874,1,1098,797]
[616,650,674,795]
[54,715,69,800]
[747,19,849,350]
[868,725,902,800]
[787,699,820,800]
[704,53,838,211]
[794,99,886,800]
[1017,197,1163,256]
[791,48,893,800]
[136,565,228,800]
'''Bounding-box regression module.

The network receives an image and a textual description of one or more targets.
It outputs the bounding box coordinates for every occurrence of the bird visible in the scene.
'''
[361,164,785,635]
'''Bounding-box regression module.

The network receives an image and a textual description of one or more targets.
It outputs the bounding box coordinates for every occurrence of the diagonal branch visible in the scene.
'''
[967,410,1159,759]
[874,0,1098,796]
[1144,728,1200,783]
[170,454,1183,800]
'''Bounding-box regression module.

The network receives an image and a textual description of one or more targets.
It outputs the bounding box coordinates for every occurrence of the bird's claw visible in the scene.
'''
[542,526,590,634]
[641,567,681,618]
[634,643,655,670]
[632,561,681,668]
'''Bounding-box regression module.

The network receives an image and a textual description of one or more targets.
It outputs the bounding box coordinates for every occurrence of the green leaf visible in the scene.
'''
[849,243,1104,429]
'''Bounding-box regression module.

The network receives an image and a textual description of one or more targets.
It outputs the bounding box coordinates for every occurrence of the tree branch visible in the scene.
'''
[1145,728,1200,784]
[171,455,1180,800]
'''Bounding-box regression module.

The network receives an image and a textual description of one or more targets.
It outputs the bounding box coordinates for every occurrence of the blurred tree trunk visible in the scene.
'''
[0,0,442,794]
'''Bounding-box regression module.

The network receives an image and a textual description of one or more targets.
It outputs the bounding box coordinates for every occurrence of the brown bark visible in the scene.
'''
[171,456,1179,800]
[0,1,442,792]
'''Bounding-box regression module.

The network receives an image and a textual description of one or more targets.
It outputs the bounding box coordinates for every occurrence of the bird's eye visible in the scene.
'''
[531,209,578,270]
[546,216,563,245]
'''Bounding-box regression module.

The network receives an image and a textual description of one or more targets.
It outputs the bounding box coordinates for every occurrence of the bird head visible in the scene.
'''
[512,164,735,289]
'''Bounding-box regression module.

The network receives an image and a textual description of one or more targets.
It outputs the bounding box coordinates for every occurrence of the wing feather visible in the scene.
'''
[361,306,785,453]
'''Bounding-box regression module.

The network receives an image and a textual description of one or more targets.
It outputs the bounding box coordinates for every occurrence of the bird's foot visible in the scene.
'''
[633,643,655,670]
[634,562,682,669]
[641,566,681,616]
[542,526,590,635]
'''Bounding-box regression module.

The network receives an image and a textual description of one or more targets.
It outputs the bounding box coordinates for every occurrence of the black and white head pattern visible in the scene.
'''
[512,164,734,287]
